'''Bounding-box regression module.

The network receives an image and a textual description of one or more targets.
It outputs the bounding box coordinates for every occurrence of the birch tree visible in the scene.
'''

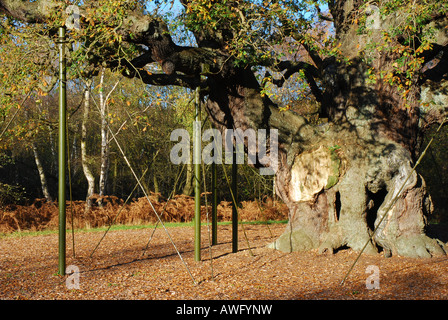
[81,80,95,209]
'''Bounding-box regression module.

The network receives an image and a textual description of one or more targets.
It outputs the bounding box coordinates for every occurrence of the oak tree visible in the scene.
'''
[1,0,447,257]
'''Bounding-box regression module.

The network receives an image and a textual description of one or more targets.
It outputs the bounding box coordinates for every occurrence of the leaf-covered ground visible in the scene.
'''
[1,223,447,300]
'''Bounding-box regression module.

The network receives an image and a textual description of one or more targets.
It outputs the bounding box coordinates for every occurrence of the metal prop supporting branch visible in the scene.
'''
[58,26,67,276]
[211,161,218,245]
[194,87,201,261]
[232,152,238,253]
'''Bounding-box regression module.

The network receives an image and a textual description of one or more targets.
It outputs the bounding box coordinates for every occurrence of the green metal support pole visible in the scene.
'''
[211,161,217,245]
[232,151,238,253]
[58,26,67,275]
[194,87,201,261]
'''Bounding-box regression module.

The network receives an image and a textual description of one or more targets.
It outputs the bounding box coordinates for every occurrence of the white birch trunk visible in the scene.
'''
[32,143,52,202]
[99,69,110,200]
[81,81,95,210]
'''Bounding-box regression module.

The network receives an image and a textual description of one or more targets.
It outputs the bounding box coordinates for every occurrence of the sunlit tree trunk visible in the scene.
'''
[182,161,194,196]
[32,143,52,202]
[81,81,95,210]
[98,69,110,201]
[24,107,52,202]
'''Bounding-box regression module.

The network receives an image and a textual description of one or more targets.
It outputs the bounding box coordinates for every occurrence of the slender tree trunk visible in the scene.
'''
[44,103,57,173]
[112,156,117,195]
[99,69,110,200]
[32,143,52,202]
[70,128,78,177]
[153,174,159,198]
[182,160,194,196]
[81,81,95,210]
[24,107,52,202]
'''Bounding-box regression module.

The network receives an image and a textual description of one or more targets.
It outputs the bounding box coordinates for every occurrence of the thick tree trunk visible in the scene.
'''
[191,0,447,259]
[205,59,446,258]
[269,128,446,258]
[266,58,447,258]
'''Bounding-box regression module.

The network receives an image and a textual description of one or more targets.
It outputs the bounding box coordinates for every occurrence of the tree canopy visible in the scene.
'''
[0,0,447,135]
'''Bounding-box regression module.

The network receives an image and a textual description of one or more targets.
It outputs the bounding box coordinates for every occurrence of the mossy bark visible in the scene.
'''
[269,128,446,258]
[205,60,446,259]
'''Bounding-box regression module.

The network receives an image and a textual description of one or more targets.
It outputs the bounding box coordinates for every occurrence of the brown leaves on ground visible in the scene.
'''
[1,224,448,300]
[0,195,288,233]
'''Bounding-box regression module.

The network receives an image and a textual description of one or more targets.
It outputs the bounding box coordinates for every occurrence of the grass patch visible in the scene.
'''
[0,220,287,239]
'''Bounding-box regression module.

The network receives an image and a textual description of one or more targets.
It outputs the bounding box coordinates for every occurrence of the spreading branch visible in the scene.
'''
[315,4,334,22]
[266,60,323,102]
[0,0,59,23]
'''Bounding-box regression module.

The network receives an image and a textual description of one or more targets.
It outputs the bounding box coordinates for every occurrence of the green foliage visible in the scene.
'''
[0,182,26,206]
[0,152,13,168]
[66,0,143,69]
[0,153,26,206]
[181,0,321,67]
[0,63,275,204]
[356,0,448,106]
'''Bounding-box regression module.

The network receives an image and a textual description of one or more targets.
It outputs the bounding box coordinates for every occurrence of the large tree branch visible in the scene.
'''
[104,46,225,90]
[274,9,324,68]
[127,69,202,89]
[266,60,323,102]
[0,0,231,85]
[102,53,202,89]
[0,0,59,23]
[315,4,334,22]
